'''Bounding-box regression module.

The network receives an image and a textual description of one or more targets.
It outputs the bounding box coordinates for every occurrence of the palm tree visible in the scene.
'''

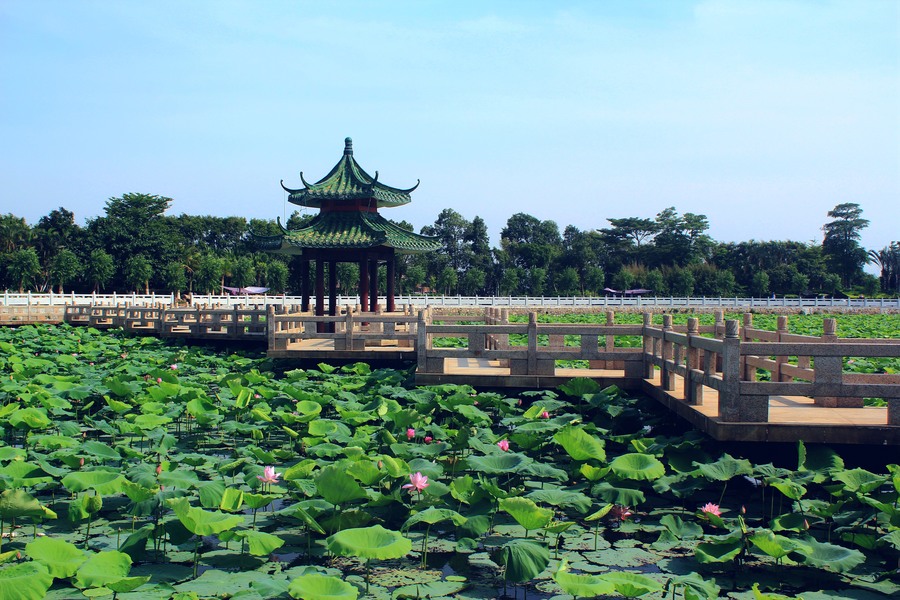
[869,243,900,293]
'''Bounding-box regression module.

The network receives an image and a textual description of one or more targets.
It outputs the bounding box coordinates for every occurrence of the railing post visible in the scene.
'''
[775,316,789,382]
[742,313,756,381]
[527,311,538,375]
[266,305,276,350]
[686,317,703,405]
[661,315,675,390]
[720,320,742,421]
[642,312,654,379]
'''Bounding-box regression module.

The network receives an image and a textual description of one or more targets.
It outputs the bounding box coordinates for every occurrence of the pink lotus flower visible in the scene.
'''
[497,439,510,452]
[170,364,178,370]
[156,377,162,383]
[402,472,429,493]
[406,428,415,440]
[424,436,433,444]
[541,410,550,419]
[700,502,722,517]
[257,465,281,485]
[254,393,261,399]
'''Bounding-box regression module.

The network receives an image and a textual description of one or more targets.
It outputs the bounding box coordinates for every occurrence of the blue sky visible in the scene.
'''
[1,0,897,256]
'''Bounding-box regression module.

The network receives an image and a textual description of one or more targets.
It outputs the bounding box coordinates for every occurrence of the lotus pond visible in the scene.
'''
[0,324,898,599]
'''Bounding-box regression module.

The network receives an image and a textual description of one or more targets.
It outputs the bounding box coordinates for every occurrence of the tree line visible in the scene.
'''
[0,193,896,298]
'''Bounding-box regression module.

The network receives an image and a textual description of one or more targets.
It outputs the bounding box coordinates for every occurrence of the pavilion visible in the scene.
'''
[254,138,440,318]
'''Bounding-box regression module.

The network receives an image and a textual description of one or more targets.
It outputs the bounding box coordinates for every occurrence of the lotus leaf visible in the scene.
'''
[553,426,607,462]
[609,453,666,480]
[696,534,744,563]
[168,497,244,536]
[316,465,367,505]
[74,550,133,589]
[7,407,51,429]
[325,525,412,560]
[491,538,550,583]
[25,536,86,578]
[695,454,753,481]
[0,561,53,600]
[660,514,703,539]
[466,452,532,474]
[393,579,467,599]
[599,571,664,597]
[528,489,592,513]
[833,468,887,494]
[159,469,199,490]
[0,488,54,519]
[770,479,807,501]
[62,470,126,495]
[235,530,284,556]
[288,573,358,600]
[558,377,603,397]
[792,537,866,572]
[749,530,810,559]
[403,507,467,530]
[0,461,53,489]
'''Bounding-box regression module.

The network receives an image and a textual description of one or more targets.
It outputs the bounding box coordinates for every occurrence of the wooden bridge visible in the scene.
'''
[34,302,900,445]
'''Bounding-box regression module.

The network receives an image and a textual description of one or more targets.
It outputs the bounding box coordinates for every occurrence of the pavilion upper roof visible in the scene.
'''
[280,138,418,209]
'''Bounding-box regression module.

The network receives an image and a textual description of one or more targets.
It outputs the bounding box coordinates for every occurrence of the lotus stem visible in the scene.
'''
[193,536,201,579]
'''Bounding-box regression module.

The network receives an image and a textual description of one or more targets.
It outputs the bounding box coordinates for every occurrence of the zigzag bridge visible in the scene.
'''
[4,301,899,445]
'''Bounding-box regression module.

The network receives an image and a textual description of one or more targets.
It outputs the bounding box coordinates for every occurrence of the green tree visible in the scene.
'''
[266,261,289,293]
[163,261,187,294]
[8,248,41,292]
[230,256,256,289]
[460,268,486,296]
[555,267,580,295]
[667,267,695,297]
[750,271,771,297]
[869,242,900,293]
[644,269,666,296]
[194,254,224,294]
[85,193,176,290]
[822,203,869,287]
[583,266,606,295]
[85,249,114,293]
[124,255,153,293]
[49,249,82,293]
[0,214,32,253]
[436,266,458,295]
[611,268,634,292]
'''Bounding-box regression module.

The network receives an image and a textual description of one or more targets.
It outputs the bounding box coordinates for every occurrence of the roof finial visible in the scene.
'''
[344,137,353,155]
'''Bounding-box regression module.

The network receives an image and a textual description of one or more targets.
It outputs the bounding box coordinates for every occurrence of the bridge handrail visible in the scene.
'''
[6,291,900,310]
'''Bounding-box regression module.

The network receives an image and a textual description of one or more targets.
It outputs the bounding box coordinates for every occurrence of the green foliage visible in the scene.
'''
[0,324,896,598]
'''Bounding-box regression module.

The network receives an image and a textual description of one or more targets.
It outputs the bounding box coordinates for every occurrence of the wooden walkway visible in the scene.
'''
[417,357,898,445]
[11,302,896,446]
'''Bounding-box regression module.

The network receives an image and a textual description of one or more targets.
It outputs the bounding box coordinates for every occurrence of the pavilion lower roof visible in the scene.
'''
[253,211,440,255]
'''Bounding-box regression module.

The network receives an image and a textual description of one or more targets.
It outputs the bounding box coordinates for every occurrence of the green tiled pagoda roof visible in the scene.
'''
[254,212,441,255]
[280,138,418,209]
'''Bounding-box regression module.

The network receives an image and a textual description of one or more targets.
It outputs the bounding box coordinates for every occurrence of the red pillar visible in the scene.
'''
[369,258,378,312]
[387,257,396,312]
[328,261,337,333]
[315,259,325,333]
[300,260,310,312]
[358,255,369,311]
